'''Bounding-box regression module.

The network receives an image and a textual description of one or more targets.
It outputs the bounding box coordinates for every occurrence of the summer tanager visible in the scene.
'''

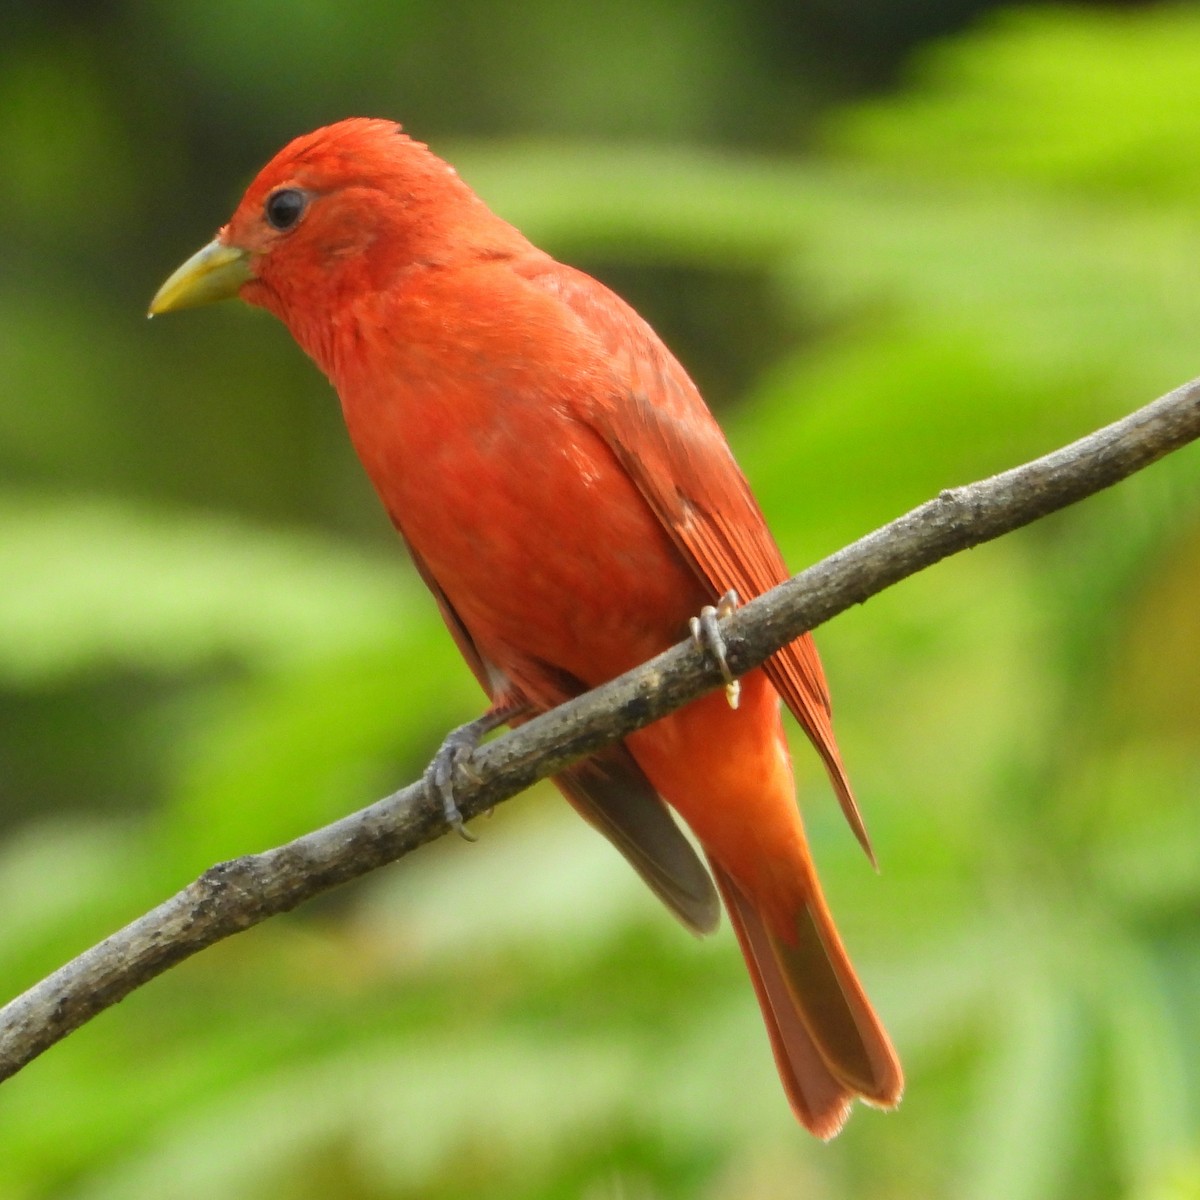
[150,118,902,1136]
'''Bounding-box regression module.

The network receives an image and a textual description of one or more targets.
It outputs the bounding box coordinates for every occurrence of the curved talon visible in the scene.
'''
[426,732,478,841]
[424,713,495,840]
[690,588,741,709]
[425,703,526,840]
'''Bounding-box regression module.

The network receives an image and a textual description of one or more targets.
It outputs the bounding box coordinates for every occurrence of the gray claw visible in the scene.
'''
[690,589,741,709]
[426,718,489,841]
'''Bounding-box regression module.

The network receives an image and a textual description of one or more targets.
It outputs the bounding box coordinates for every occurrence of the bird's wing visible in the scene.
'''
[403,534,720,931]
[528,261,873,860]
[557,750,721,935]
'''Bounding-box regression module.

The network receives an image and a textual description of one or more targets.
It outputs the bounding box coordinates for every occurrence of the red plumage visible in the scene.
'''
[154,118,902,1136]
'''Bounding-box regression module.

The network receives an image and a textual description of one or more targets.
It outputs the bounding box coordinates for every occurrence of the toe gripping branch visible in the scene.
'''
[425,702,526,841]
[689,589,741,710]
[427,589,742,842]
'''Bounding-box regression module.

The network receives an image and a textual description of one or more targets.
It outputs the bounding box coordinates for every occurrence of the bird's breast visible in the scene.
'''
[338,349,704,694]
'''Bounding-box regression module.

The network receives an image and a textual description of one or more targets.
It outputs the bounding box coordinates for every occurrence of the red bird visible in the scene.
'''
[151,118,902,1136]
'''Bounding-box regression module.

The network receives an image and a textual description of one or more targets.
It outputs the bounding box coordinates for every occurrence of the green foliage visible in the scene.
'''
[2,5,1199,1198]
[831,6,1200,203]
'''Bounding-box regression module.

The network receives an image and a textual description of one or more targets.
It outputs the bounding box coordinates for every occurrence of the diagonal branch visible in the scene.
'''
[2,376,1199,1082]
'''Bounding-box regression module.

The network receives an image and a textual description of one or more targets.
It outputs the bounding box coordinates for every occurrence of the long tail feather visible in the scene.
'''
[711,861,902,1138]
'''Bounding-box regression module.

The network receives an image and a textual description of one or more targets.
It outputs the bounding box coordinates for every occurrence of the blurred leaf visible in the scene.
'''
[831,6,1200,204]
[959,983,1086,1200]
[0,39,135,235]
[0,495,411,683]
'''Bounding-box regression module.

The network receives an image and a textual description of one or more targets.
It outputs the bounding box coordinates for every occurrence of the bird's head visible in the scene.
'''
[149,118,515,332]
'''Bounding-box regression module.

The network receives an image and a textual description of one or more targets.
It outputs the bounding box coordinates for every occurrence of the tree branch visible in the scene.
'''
[3,376,1199,1082]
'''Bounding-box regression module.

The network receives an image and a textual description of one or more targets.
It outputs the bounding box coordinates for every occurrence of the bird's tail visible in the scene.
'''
[710,860,903,1139]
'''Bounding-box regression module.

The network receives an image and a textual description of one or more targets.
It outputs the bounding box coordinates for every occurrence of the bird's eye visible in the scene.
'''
[264,188,308,231]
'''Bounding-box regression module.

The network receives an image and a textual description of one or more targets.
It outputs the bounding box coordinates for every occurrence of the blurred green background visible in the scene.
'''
[3,2,1199,1197]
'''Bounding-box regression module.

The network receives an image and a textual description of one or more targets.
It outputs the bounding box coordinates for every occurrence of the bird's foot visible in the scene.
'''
[425,707,515,841]
[689,589,741,710]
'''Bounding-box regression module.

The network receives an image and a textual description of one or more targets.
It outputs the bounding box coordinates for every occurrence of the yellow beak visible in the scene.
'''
[148,239,253,316]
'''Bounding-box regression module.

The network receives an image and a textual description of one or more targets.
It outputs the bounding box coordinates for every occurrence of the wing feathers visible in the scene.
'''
[404,525,722,935]
[538,262,873,857]
[557,750,721,935]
